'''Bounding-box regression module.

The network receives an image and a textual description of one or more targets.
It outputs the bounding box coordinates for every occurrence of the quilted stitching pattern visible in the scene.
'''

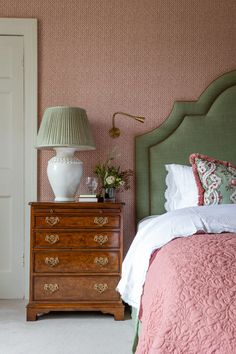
[136,233,236,354]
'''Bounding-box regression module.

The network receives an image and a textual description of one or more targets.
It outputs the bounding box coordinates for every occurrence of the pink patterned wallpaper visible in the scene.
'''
[2,0,236,253]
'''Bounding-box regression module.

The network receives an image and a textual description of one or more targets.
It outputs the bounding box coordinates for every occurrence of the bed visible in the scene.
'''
[117,70,236,353]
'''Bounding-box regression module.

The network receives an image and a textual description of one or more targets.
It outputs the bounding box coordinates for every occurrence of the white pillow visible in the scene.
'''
[164,164,198,211]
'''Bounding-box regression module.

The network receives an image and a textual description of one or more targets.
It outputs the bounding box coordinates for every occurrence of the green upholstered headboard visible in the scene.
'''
[135,70,236,222]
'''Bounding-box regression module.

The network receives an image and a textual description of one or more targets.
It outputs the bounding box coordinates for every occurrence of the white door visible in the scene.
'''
[0,36,24,298]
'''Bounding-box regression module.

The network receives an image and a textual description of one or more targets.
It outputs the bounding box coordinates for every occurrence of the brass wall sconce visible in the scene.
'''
[109,111,146,138]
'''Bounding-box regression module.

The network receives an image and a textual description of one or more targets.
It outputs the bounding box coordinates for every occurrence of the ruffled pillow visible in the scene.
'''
[189,153,236,205]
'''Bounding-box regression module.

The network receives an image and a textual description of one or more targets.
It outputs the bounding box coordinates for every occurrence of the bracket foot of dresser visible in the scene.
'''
[26,307,39,321]
[26,303,125,321]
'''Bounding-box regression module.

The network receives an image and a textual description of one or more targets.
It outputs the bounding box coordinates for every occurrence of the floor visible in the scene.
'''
[0,300,134,354]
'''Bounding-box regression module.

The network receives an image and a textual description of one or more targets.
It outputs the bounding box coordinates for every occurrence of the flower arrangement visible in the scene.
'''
[94,150,133,194]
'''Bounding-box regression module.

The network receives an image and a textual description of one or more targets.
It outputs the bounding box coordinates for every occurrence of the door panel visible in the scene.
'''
[0,36,24,298]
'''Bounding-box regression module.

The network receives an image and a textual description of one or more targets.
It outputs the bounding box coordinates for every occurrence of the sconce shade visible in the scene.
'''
[36,106,95,150]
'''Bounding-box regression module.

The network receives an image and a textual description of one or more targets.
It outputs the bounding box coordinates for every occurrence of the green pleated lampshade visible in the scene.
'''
[36,106,95,150]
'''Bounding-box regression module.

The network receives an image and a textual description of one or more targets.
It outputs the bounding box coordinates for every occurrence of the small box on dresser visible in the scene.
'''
[26,201,125,321]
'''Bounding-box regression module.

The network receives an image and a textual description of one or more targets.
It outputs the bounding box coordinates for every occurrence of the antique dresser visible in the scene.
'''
[26,201,124,321]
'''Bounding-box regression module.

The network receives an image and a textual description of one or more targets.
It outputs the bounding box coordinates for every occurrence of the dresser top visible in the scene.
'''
[29,201,125,209]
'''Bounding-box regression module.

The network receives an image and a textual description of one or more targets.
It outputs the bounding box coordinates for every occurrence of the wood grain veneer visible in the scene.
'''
[26,202,125,321]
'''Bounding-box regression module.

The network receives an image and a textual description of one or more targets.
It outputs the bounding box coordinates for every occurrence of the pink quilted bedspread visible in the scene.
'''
[136,233,236,354]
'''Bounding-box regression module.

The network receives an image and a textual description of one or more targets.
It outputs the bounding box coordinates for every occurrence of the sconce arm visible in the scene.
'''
[109,111,145,138]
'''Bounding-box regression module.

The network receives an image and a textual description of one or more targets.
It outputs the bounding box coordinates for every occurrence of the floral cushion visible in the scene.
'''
[189,153,236,205]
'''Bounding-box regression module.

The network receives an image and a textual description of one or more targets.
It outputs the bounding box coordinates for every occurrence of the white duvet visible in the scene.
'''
[117,204,236,309]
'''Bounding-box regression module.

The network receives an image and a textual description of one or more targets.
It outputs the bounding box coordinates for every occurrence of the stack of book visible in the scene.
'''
[78,194,98,202]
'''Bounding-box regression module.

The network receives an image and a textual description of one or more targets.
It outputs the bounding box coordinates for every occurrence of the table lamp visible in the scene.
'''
[36,106,95,201]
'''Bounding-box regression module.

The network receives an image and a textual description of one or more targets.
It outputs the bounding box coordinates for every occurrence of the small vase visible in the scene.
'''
[104,188,116,202]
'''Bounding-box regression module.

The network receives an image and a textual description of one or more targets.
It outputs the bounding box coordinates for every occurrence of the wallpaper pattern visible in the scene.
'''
[1,0,236,252]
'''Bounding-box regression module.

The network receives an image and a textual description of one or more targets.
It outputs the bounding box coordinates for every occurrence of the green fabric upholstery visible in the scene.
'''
[135,70,236,222]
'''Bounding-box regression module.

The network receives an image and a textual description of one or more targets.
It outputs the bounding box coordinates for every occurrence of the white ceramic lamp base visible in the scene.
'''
[47,148,83,201]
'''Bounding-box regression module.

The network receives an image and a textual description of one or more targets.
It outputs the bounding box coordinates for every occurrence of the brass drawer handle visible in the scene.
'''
[94,235,108,246]
[45,234,59,244]
[94,216,108,227]
[45,216,60,226]
[94,283,108,294]
[94,256,109,266]
[44,283,59,294]
[45,257,59,267]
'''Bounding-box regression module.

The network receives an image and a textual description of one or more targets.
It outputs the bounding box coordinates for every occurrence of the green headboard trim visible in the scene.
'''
[135,70,236,222]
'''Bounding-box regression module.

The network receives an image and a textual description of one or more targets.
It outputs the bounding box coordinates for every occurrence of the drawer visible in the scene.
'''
[34,230,120,249]
[33,207,122,214]
[34,215,120,229]
[34,251,120,273]
[33,275,121,301]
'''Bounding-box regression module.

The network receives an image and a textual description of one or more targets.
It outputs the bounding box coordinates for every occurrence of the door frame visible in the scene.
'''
[0,18,37,299]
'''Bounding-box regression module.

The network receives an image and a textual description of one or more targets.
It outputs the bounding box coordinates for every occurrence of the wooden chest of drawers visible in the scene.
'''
[26,201,125,321]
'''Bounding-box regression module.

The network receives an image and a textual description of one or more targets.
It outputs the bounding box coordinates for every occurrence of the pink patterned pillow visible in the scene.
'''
[189,153,236,205]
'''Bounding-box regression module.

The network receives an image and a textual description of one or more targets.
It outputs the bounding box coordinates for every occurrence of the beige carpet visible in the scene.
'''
[0,300,133,354]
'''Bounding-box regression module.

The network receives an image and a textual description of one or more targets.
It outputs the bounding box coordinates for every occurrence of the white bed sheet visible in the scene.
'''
[117,204,236,309]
